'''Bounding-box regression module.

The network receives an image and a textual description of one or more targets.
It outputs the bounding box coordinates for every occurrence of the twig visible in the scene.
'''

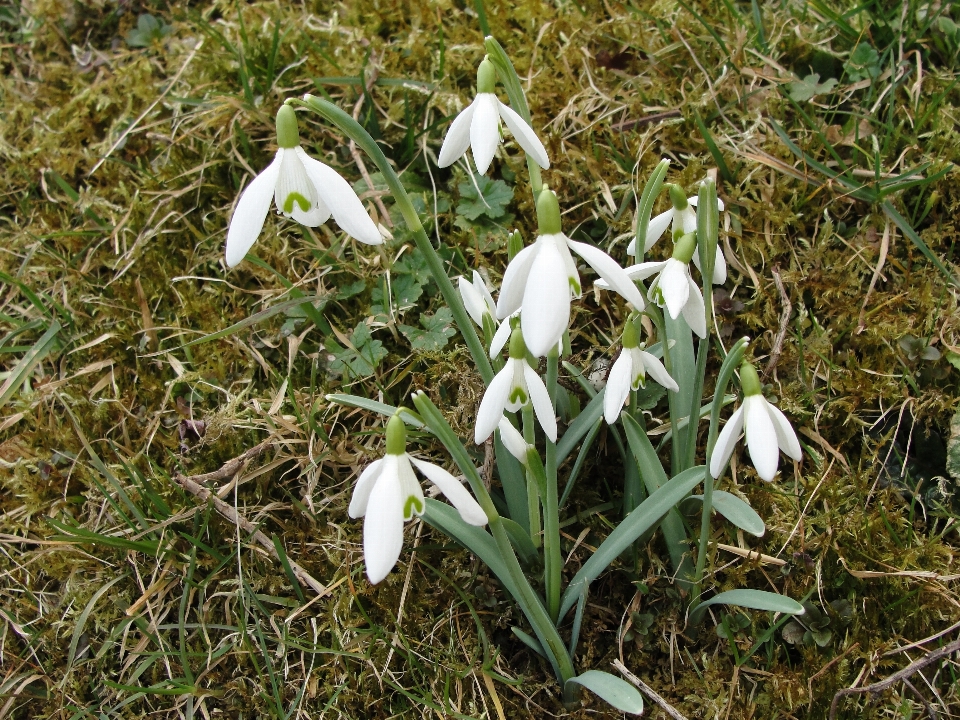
[808,642,860,708]
[856,220,891,335]
[174,450,327,597]
[762,266,792,381]
[179,441,271,486]
[611,109,682,132]
[612,659,689,720]
[829,637,960,719]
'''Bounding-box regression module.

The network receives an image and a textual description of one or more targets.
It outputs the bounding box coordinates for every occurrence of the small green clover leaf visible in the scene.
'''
[126,14,173,48]
[787,73,838,102]
[399,308,456,352]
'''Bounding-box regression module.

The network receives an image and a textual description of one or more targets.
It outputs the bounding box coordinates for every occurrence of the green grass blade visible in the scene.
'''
[182,295,326,348]
[0,320,61,410]
[882,201,960,288]
[66,574,128,672]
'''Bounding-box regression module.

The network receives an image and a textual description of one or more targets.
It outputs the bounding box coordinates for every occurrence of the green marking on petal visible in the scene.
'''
[403,495,424,519]
[283,191,311,214]
[509,387,528,405]
[568,276,581,294]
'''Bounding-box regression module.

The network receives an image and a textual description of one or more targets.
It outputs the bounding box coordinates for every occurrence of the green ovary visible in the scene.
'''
[283,192,311,214]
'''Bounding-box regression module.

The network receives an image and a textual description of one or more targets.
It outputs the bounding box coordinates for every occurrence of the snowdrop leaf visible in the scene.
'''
[687,491,765,537]
[565,671,643,715]
[690,589,805,625]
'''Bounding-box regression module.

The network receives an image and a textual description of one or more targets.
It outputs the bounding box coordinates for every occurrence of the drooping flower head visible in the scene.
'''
[225,105,382,268]
[349,413,487,583]
[598,230,707,338]
[603,318,679,425]
[475,328,556,443]
[627,184,727,284]
[710,362,802,482]
[437,57,550,175]
[459,270,497,329]
[496,188,646,357]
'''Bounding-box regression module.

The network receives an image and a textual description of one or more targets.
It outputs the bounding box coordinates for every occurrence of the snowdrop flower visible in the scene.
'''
[225,105,382,268]
[497,416,533,465]
[627,184,727,284]
[459,270,497,328]
[437,57,549,175]
[599,231,707,339]
[496,188,646,357]
[710,362,802,482]
[476,328,556,443]
[603,319,679,424]
[349,414,487,584]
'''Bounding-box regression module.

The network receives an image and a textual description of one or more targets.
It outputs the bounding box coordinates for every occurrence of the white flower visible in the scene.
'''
[710,363,802,482]
[225,106,382,268]
[476,329,556,443]
[437,57,548,175]
[496,189,646,357]
[603,321,679,425]
[497,416,532,465]
[627,188,727,284]
[349,415,486,584]
[459,270,497,327]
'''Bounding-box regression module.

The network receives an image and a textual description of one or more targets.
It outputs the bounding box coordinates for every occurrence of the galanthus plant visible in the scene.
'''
[218,34,807,715]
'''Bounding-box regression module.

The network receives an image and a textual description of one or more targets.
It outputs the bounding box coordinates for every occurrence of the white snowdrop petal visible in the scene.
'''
[638,350,679,392]
[489,316,513,358]
[410,457,487,526]
[710,404,744,478]
[497,417,530,463]
[437,100,477,168]
[567,238,645,311]
[520,239,571,357]
[603,352,633,425]
[659,260,691,320]
[643,209,674,252]
[474,270,497,316]
[713,246,728,285]
[470,93,500,175]
[363,461,405,584]
[225,152,283,268]
[681,274,707,338]
[298,148,382,245]
[459,276,486,327]
[523,364,557,442]
[679,206,698,236]
[744,396,780,481]
[348,458,385,518]
[396,455,426,520]
[497,242,539,319]
[475,362,516,443]
[765,400,803,461]
[275,148,318,217]
[497,100,550,169]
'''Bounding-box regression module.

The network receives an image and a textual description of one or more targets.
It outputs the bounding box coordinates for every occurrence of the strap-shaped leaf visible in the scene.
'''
[687,491,765,537]
[557,388,604,465]
[565,670,644,714]
[422,499,522,604]
[559,466,704,618]
[502,517,539,567]
[325,393,425,428]
[690,589,805,625]
[511,627,545,658]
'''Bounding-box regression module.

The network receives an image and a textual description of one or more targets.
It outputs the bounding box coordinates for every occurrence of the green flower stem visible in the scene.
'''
[544,349,562,622]
[295,96,494,385]
[483,36,544,199]
[521,405,542,548]
[411,392,576,683]
[690,337,750,613]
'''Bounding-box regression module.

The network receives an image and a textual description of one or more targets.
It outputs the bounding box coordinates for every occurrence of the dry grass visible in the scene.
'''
[2,0,960,717]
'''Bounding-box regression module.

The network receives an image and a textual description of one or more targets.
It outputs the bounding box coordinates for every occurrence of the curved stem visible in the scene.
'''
[412,392,575,683]
[294,96,494,385]
[690,336,750,613]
